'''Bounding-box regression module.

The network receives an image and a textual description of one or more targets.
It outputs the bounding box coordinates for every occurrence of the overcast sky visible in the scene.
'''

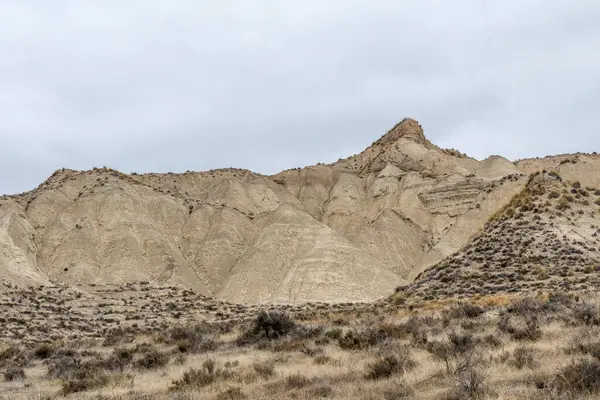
[1,1,599,195]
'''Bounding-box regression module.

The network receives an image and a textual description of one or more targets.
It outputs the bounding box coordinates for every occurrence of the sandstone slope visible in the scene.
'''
[2,119,598,304]
[406,171,600,301]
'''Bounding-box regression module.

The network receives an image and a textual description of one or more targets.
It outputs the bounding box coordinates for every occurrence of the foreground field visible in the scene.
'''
[3,290,600,399]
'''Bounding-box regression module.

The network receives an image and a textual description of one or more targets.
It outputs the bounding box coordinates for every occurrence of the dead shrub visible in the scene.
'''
[216,387,247,400]
[573,303,600,326]
[553,358,600,395]
[285,373,311,390]
[447,303,484,319]
[237,311,296,346]
[169,325,217,353]
[511,346,537,370]
[338,328,388,350]
[252,361,275,379]
[310,384,334,398]
[33,343,55,360]
[170,359,232,390]
[365,350,417,380]
[134,347,170,370]
[3,367,25,381]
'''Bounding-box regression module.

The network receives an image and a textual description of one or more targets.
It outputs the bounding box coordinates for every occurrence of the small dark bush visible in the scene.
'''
[3,367,25,381]
[511,347,537,370]
[310,384,334,398]
[252,361,275,379]
[338,328,387,350]
[447,303,485,319]
[365,350,416,380]
[573,304,600,326]
[217,387,247,400]
[33,343,55,359]
[285,374,311,390]
[134,348,170,370]
[170,325,217,353]
[237,311,296,345]
[554,358,600,394]
[59,361,115,395]
[171,360,232,390]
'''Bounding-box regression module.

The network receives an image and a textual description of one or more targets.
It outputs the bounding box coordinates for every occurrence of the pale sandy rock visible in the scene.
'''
[2,119,598,303]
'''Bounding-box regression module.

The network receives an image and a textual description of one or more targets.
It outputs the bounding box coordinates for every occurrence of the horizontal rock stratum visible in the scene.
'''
[1,119,599,304]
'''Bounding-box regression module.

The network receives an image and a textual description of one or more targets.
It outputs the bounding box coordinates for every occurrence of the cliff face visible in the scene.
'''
[2,119,598,304]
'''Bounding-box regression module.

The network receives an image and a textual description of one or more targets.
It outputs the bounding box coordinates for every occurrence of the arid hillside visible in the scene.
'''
[405,171,600,303]
[1,119,599,304]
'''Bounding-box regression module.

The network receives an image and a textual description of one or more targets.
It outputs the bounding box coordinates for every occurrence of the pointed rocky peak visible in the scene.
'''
[378,118,427,145]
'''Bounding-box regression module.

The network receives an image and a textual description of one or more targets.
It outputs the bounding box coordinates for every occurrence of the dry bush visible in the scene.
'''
[284,373,311,390]
[169,325,218,353]
[0,345,29,368]
[58,359,128,395]
[426,332,479,374]
[134,347,170,370]
[338,328,388,350]
[498,315,543,341]
[3,367,25,381]
[252,360,275,379]
[33,343,55,359]
[446,352,488,400]
[511,346,537,370]
[309,384,334,398]
[171,359,233,390]
[446,303,485,319]
[216,387,247,400]
[553,358,600,395]
[365,349,417,380]
[236,311,296,345]
[567,330,600,359]
[572,303,600,326]
[382,383,415,400]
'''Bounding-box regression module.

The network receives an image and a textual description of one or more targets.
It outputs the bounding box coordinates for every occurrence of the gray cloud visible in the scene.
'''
[1,1,599,194]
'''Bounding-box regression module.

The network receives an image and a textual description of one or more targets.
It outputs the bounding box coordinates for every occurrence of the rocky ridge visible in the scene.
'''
[1,119,599,304]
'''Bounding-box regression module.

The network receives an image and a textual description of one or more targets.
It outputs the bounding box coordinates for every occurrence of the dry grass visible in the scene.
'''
[3,293,600,399]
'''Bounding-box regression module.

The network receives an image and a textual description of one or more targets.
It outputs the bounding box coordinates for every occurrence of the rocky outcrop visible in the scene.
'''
[2,119,598,303]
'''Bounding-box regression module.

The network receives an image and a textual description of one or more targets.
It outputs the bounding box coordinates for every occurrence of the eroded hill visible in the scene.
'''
[406,171,600,302]
[1,119,599,304]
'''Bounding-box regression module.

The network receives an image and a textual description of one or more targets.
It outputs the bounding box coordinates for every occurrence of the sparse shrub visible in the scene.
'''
[511,346,537,370]
[252,361,275,379]
[447,303,484,319]
[285,373,311,390]
[573,303,600,326]
[134,347,170,370]
[237,311,296,345]
[506,297,542,315]
[427,332,478,374]
[170,325,217,353]
[567,332,600,359]
[365,350,416,380]
[310,384,334,398]
[217,387,247,400]
[549,191,561,199]
[33,343,55,359]
[553,358,600,395]
[383,384,415,399]
[58,360,125,395]
[3,367,25,381]
[170,360,233,391]
[545,290,575,311]
[500,315,543,341]
[313,354,333,365]
[338,328,387,350]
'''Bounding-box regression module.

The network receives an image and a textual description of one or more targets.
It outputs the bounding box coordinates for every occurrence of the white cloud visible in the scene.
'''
[1,1,599,193]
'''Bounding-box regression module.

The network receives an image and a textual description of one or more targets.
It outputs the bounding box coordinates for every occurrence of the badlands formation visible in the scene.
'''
[1,119,599,304]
